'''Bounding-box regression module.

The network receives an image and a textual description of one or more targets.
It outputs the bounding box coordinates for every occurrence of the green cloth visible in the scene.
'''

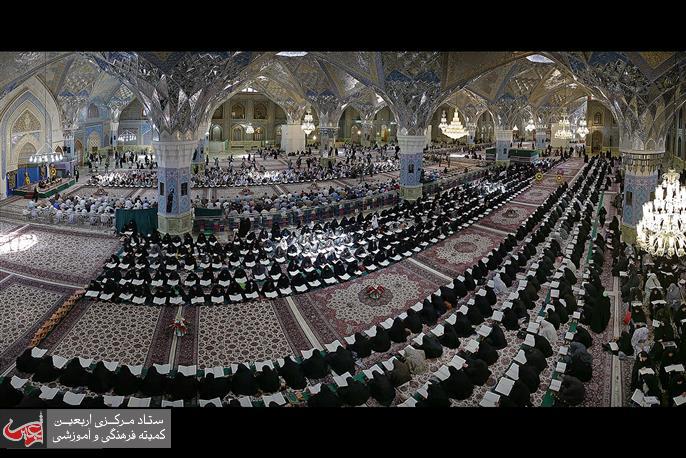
[195,207,223,218]
[115,207,158,235]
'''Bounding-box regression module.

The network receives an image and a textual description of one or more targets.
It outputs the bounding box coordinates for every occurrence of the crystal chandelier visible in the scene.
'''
[637,169,686,258]
[442,109,468,140]
[245,123,255,134]
[576,118,589,137]
[438,110,449,132]
[29,142,63,164]
[554,109,573,140]
[525,118,536,133]
[512,125,519,132]
[301,108,316,135]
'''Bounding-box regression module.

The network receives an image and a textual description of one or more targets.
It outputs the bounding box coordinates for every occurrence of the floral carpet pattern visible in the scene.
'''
[512,187,552,205]
[0,276,74,372]
[477,203,535,233]
[0,224,120,285]
[50,301,163,366]
[291,262,445,344]
[414,227,503,278]
[196,301,295,367]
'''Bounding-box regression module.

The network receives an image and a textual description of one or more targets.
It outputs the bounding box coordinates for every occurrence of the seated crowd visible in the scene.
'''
[2,157,619,408]
[24,194,157,224]
[84,162,549,307]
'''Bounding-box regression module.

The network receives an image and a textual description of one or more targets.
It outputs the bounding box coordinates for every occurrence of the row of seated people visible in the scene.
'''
[613,227,686,407]
[406,159,608,407]
[5,164,573,408]
[85,164,543,305]
[5,162,574,408]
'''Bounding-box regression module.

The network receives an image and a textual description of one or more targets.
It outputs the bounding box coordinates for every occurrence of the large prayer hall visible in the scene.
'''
[2,50,686,411]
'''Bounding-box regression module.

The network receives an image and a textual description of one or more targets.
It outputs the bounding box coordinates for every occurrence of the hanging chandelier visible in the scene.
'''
[245,123,255,134]
[301,108,316,135]
[525,118,536,133]
[554,109,573,140]
[442,109,468,140]
[438,110,449,132]
[29,143,63,164]
[512,125,519,132]
[637,170,686,257]
[576,118,589,137]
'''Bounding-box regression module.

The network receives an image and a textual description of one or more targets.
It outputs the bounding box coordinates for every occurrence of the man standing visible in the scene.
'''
[75,168,79,182]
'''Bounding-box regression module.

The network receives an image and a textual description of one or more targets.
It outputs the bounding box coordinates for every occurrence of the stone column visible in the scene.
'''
[154,139,196,236]
[467,126,476,145]
[621,150,664,243]
[535,129,547,150]
[397,134,425,201]
[318,126,337,166]
[360,121,373,147]
[494,128,512,163]
[280,123,306,153]
[110,121,119,149]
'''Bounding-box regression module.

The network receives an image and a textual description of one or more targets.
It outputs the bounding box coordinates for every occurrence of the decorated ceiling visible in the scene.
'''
[1,51,685,148]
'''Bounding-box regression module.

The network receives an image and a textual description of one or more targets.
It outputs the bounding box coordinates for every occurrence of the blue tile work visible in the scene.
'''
[623,172,658,227]
[400,152,422,187]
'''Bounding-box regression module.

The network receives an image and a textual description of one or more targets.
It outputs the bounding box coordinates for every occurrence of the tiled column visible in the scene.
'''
[154,139,196,235]
[621,149,664,242]
[397,134,425,201]
[535,129,547,150]
[494,128,512,163]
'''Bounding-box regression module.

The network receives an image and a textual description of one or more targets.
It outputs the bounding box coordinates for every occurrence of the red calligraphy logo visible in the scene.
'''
[2,412,43,447]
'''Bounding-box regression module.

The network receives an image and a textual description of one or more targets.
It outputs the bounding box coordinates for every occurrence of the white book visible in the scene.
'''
[230,364,240,374]
[413,333,425,346]
[363,365,383,379]
[550,289,560,298]
[39,386,59,400]
[631,389,645,406]
[524,334,536,347]
[608,342,619,352]
[652,320,662,328]
[665,364,685,373]
[467,299,475,306]
[85,290,99,297]
[238,397,254,407]
[177,365,197,376]
[416,385,429,399]
[344,335,356,345]
[103,395,125,408]
[477,325,492,337]
[127,364,143,376]
[52,355,68,369]
[325,340,343,352]
[301,349,315,359]
[526,322,540,334]
[153,363,171,375]
[263,392,287,406]
[572,311,581,320]
[432,324,445,337]
[10,376,28,389]
[446,314,457,325]
[458,305,469,315]
[506,363,520,381]
[410,302,423,311]
[162,399,185,407]
[673,394,686,406]
[495,377,515,396]
[364,326,378,338]
[501,301,513,310]
[465,339,480,353]
[381,357,397,371]
[61,391,85,406]
[99,293,113,301]
[558,346,568,356]
[204,366,226,378]
[308,383,322,395]
[449,355,466,370]
[169,296,182,305]
[333,373,351,387]
[514,350,527,365]
[565,331,575,341]
[550,379,562,392]
[638,367,655,376]
[556,362,567,373]
[78,357,93,368]
[476,289,487,297]
[380,318,394,329]
[256,360,275,372]
[398,397,418,407]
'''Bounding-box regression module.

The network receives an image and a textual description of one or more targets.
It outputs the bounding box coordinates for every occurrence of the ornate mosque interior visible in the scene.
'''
[1,51,686,410]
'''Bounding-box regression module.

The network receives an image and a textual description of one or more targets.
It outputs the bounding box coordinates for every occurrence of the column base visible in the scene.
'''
[400,185,423,201]
[158,212,194,236]
[620,223,636,245]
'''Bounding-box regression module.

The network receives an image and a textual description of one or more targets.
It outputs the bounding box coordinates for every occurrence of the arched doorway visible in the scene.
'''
[210,124,222,141]
[591,131,602,154]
